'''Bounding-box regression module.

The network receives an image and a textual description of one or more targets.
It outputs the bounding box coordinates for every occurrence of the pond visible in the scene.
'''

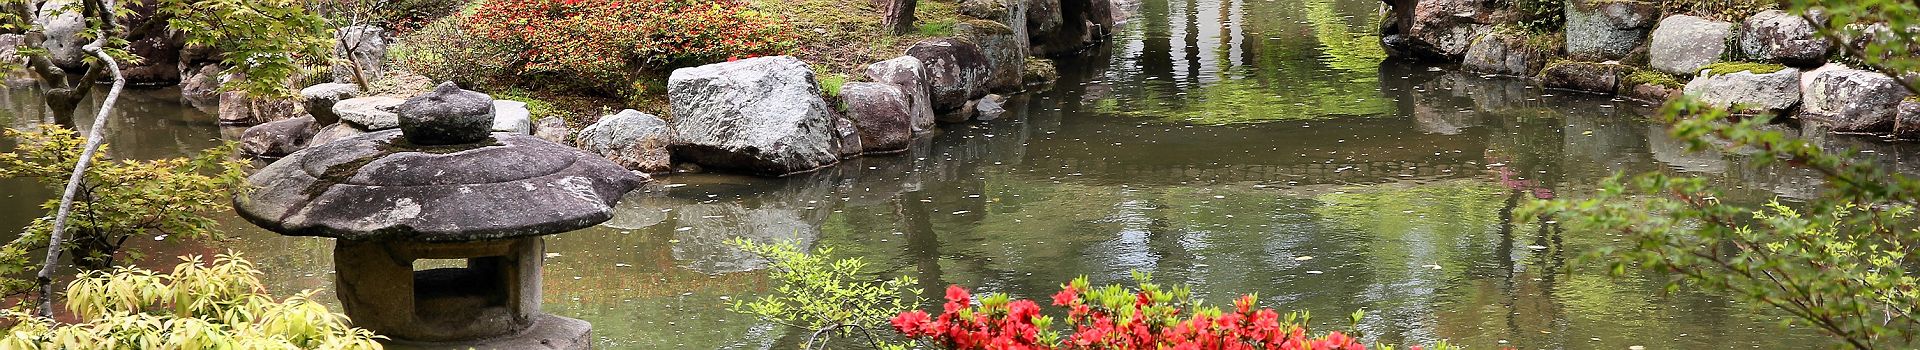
[5,0,1915,348]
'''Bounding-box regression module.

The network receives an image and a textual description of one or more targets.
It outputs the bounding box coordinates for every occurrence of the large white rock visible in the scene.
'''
[1801,69,1912,132]
[491,100,532,134]
[1650,15,1735,75]
[667,56,842,176]
[1683,67,1801,112]
[34,0,85,71]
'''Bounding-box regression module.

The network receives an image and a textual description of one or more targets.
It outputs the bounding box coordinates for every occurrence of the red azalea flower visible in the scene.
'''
[1052,287,1079,306]
[892,310,931,336]
[946,285,972,304]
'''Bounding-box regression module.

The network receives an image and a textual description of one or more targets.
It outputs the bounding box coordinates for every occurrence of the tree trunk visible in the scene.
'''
[882,0,917,35]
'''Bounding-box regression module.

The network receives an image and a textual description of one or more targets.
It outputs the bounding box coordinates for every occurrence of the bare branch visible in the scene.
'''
[34,0,122,318]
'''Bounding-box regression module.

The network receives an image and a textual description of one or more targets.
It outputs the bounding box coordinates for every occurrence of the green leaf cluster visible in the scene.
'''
[0,125,246,296]
[0,253,384,349]
[725,239,920,349]
[159,0,332,99]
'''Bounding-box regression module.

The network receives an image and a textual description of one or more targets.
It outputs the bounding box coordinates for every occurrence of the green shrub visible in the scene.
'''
[0,126,245,291]
[0,253,383,349]
[463,0,798,98]
[389,15,519,91]
[726,239,919,349]
[1507,0,1565,34]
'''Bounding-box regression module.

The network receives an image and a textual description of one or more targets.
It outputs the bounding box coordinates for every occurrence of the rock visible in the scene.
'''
[35,0,86,72]
[117,1,181,86]
[181,63,224,107]
[975,94,1009,120]
[1683,67,1801,113]
[906,39,992,112]
[1024,58,1060,86]
[1740,10,1831,68]
[1462,32,1549,76]
[1623,82,1681,103]
[956,19,1027,94]
[240,116,319,158]
[1540,61,1623,94]
[1028,0,1063,51]
[864,56,938,134]
[1800,62,1847,94]
[836,82,913,154]
[534,116,572,145]
[1801,69,1912,132]
[334,96,408,130]
[1897,100,1920,139]
[1649,15,1734,75]
[577,110,672,174]
[395,82,496,145]
[1563,0,1660,60]
[309,122,369,146]
[333,25,388,85]
[1033,0,1115,56]
[0,34,23,66]
[667,56,842,176]
[492,100,533,134]
[234,129,644,242]
[832,113,863,159]
[940,99,980,123]
[1379,0,1501,61]
[218,92,303,125]
[301,83,362,125]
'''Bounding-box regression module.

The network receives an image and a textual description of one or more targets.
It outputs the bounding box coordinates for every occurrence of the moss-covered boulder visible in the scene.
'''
[1540,61,1623,94]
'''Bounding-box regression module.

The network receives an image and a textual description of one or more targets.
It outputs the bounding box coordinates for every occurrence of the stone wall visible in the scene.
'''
[1380,0,1919,140]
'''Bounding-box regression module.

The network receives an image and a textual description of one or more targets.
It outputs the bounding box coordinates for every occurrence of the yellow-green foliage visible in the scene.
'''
[0,125,245,292]
[725,239,919,349]
[1625,69,1685,88]
[1698,62,1788,77]
[0,253,384,349]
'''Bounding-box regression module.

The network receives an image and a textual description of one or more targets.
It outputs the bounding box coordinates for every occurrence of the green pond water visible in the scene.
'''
[8,0,1920,348]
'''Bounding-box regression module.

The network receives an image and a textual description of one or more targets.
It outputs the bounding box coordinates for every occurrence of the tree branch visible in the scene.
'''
[35,0,122,319]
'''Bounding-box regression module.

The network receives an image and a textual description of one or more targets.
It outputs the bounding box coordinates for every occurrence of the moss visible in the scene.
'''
[1698,62,1789,77]
[1624,69,1685,89]
[492,89,558,121]
[918,20,956,37]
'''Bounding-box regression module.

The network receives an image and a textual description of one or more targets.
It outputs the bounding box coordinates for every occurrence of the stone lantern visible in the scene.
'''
[235,82,643,349]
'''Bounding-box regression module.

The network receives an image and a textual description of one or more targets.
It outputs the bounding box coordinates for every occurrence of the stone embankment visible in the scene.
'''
[239,0,1125,178]
[1381,0,1919,139]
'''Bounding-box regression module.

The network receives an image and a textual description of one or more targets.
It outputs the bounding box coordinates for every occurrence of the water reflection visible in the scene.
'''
[1,0,1912,348]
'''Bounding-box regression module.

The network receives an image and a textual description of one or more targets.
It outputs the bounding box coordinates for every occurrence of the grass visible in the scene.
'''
[1698,61,1789,77]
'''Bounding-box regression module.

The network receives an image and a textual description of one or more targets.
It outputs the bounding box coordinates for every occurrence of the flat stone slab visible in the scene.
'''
[235,129,644,242]
[384,313,590,350]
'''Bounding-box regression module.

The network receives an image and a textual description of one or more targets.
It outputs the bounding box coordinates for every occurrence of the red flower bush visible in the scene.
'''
[890,276,1393,350]
[460,0,796,95]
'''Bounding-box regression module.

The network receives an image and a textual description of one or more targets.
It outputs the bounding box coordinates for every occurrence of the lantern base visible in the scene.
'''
[383,313,591,350]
